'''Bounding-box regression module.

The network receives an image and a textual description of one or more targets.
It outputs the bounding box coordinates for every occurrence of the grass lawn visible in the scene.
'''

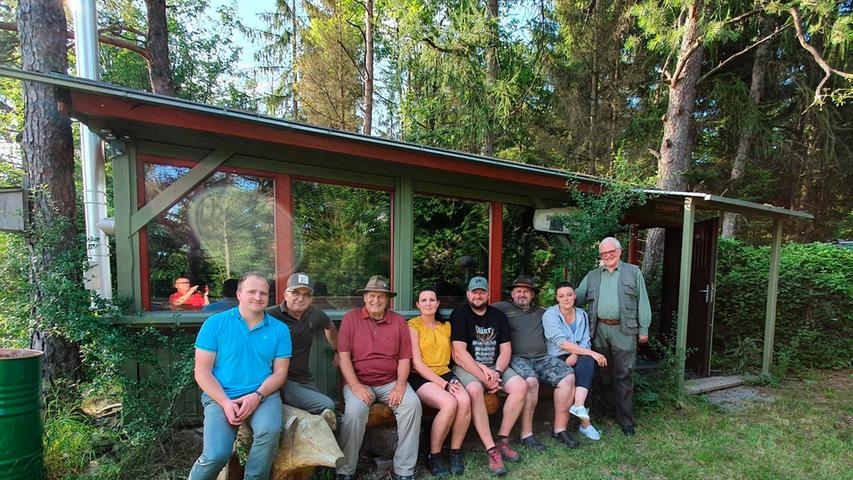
[438,370,852,480]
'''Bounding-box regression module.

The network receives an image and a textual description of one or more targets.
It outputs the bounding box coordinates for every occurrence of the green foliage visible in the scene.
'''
[714,239,853,373]
[14,208,197,478]
[550,181,647,286]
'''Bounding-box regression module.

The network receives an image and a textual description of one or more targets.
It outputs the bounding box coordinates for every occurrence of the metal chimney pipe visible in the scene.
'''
[71,0,112,299]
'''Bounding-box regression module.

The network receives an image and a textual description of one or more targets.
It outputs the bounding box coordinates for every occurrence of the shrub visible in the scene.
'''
[714,239,853,373]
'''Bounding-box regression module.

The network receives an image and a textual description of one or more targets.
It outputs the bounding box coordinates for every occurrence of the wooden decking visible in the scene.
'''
[684,375,745,395]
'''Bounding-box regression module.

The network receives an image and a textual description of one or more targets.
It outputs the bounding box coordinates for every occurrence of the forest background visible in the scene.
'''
[0,0,850,478]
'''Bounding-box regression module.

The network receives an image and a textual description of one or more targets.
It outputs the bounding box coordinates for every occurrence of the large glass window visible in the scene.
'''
[412,195,489,307]
[144,162,275,311]
[502,204,557,305]
[292,180,391,310]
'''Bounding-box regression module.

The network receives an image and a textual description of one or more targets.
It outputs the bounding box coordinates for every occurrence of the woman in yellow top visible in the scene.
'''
[409,289,472,477]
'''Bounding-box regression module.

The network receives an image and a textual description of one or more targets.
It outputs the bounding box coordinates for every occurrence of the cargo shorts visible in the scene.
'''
[510,354,573,387]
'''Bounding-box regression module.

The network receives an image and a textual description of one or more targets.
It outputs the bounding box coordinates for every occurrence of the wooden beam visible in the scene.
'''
[393,177,414,311]
[274,173,294,303]
[111,148,137,308]
[676,197,696,394]
[628,224,640,264]
[129,148,234,234]
[489,202,503,302]
[762,219,784,375]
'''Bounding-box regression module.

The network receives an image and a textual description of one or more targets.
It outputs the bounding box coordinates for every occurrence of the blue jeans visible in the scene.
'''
[188,392,283,480]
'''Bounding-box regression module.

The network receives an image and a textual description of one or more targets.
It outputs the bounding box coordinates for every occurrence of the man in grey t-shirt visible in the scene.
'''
[493,276,579,450]
[266,272,338,416]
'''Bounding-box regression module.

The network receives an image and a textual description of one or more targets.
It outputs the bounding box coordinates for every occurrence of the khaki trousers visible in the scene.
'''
[337,381,422,476]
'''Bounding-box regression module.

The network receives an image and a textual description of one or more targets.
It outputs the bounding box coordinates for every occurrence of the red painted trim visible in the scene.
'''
[71,91,596,193]
[275,173,294,303]
[136,158,151,311]
[628,224,640,264]
[488,202,503,302]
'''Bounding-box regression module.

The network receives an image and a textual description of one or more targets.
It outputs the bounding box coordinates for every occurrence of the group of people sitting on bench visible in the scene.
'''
[187,236,651,480]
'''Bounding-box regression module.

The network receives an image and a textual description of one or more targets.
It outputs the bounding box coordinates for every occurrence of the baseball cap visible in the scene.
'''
[467,276,488,292]
[286,272,313,293]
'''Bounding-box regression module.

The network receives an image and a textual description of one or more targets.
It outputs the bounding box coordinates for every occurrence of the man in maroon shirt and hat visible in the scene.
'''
[336,275,422,480]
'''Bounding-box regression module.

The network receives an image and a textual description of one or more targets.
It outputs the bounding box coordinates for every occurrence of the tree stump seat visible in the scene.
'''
[365,392,502,428]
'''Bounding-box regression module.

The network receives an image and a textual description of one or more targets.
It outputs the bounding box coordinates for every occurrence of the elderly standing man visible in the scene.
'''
[575,237,651,436]
[336,275,422,480]
[266,272,338,416]
[493,276,580,451]
[189,272,292,480]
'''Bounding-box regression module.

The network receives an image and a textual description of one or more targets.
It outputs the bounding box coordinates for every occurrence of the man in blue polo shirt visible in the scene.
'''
[188,272,293,480]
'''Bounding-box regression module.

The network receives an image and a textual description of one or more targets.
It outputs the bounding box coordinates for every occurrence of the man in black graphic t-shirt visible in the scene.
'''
[450,277,528,474]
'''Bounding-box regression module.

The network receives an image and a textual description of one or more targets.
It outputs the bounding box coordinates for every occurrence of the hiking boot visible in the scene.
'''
[395,475,416,480]
[426,453,449,478]
[621,424,635,436]
[486,447,506,476]
[496,438,521,463]
[448,450,465,475]
[552,429,579,449]
[520,434,546,452]
[579,424,601,441]
[569,405,590,422]
[335,475,354,480]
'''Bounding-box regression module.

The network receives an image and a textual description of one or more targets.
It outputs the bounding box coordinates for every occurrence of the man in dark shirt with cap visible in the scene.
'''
[266,272,338,415]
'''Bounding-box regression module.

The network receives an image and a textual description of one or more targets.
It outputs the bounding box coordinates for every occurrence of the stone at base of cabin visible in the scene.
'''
[364,425,398,459]
[221,404,344,480]
[171,428,204,456]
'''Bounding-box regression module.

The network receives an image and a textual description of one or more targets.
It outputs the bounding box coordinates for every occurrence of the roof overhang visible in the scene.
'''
[1,67,813,224]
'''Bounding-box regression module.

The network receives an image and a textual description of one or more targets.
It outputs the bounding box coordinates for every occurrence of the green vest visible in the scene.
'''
[584,262,641,338]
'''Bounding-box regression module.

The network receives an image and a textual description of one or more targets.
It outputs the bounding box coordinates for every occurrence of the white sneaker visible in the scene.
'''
[579,424,601,441]
[569,405,590,421]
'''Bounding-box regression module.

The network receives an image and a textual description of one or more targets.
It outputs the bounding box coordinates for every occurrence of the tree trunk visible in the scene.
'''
[721,16,773,238]
[291,0,299,119]
[642,0,704,276]
[17,0,82,381]
[144,0,176,96]
[483,0,499,156]
[362,0,374,135]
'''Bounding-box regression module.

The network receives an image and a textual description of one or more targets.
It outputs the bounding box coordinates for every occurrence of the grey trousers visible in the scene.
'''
[282,380,336,414]
[592,323,637,428]
[337,381,422,476]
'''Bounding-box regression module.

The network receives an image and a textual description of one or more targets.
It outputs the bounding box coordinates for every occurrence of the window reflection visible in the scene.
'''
[292,180,391,310]
[502,204,555,304]
[144,163,275,310]
[413,195,489,307]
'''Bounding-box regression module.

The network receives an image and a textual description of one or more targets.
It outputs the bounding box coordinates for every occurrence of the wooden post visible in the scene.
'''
[489,202,503,302]
[274,173,293,303]
[762,219,783,375]
[676,197,695,394]
[628,224,640,264]
[111,146,140,309]
[393,177,414,310]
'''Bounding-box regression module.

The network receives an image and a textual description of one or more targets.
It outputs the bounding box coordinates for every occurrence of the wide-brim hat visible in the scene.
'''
[356,275,397,297]
[508,275,539,293]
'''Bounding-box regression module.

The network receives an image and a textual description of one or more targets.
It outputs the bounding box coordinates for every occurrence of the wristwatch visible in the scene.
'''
[254,390,265,403]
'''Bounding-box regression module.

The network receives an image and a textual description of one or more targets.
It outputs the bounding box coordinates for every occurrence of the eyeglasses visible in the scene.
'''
[289,291,312,299]
[600,248,620,258]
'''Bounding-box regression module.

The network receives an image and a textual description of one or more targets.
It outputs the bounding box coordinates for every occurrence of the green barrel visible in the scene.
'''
[0,349,44,480]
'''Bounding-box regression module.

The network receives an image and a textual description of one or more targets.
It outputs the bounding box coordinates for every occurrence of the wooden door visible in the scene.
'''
[660,218,720,376]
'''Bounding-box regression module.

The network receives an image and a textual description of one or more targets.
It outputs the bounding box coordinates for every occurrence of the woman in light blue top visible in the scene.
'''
[542,281,608,440]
